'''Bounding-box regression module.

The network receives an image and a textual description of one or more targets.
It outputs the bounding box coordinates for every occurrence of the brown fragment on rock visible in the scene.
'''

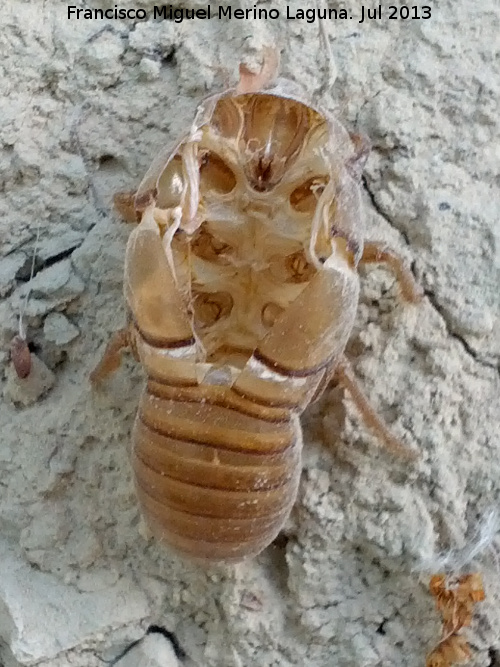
[10,335,31,379]
[426,635,471,667]
[426,573,485,667]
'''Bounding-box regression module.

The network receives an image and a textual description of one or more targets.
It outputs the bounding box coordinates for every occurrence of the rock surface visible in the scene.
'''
[0,1,499,666]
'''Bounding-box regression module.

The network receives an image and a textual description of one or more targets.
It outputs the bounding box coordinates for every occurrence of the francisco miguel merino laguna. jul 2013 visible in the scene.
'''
[68,5,417,22]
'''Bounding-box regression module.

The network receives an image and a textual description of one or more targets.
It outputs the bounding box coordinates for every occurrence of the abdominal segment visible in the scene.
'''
[132,383,302,562]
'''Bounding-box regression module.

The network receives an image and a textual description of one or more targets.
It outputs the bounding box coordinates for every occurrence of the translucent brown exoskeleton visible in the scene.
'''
[92,54,422,562]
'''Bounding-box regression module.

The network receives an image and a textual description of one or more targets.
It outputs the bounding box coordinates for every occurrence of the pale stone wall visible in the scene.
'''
[0,1,499,665]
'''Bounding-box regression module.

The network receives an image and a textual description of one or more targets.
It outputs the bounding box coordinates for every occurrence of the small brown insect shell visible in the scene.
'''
[126,78,366,562]
[10,335,32,379]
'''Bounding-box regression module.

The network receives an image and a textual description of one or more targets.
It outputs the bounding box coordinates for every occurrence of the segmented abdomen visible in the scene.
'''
[133,378,301,562]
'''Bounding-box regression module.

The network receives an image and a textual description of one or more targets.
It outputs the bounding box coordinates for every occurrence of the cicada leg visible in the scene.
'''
[335,356,418,460]
[90,324,137,385]
[309,237,422,458]
[360,241,423,303]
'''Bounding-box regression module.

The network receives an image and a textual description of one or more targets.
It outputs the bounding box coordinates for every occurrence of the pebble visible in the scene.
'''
[4,354,56,406]
[43,312,80,345]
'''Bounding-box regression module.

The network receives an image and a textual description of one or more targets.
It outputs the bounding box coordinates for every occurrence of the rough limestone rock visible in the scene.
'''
[0,1,499,666]
[3,354,56,407]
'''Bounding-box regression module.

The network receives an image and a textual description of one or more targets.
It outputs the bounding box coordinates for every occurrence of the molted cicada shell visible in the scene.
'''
[92,53,421,562]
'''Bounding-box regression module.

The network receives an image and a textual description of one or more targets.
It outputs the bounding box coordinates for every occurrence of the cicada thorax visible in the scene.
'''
[127,89,363,561]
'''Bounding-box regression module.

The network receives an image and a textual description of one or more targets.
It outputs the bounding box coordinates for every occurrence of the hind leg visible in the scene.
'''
[335,357,418,460]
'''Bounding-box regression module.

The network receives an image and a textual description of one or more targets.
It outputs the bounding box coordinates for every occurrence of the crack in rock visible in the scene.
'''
[362,177,499,376]
[425,290,499,375]
[362,176,410,246]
